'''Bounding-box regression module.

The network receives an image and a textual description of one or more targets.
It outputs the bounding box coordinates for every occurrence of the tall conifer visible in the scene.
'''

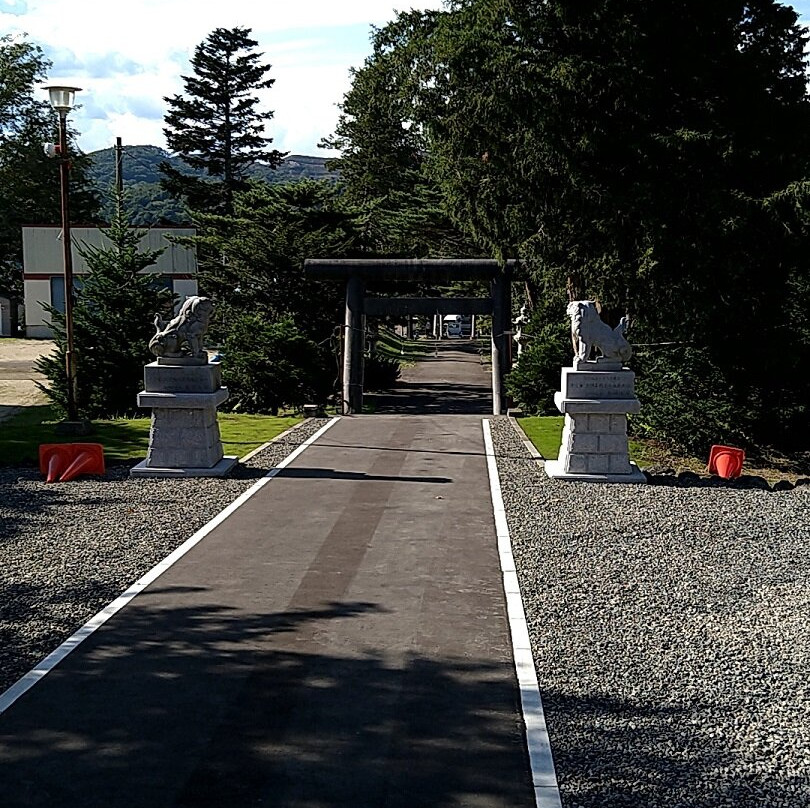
[161,26,285,215]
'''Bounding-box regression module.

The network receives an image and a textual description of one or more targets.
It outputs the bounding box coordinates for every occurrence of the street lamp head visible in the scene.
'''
[44,85,82,114]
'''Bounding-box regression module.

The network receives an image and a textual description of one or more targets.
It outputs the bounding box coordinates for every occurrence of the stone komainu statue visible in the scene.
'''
[567,300,632,365]
[149,296,214,360]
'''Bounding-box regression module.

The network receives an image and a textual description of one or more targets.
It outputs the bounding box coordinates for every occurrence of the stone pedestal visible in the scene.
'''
[544,363,646,484]
[131,361,237,478]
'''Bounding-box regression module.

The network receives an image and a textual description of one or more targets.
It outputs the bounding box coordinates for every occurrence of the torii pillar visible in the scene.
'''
[491,266,512,415]
[343,274,365,413]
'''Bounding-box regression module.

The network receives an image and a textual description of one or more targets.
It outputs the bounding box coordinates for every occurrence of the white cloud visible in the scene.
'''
[4,0,445,154]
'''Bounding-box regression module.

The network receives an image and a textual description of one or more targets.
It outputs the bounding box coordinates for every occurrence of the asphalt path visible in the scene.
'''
[0,343,534,807]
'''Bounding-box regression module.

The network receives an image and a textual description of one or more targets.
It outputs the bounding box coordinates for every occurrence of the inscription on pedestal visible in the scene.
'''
[562,368,635,400]
[144,361,221,394]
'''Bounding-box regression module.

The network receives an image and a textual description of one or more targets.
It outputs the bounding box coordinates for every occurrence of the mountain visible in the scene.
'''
[86,145,336,225]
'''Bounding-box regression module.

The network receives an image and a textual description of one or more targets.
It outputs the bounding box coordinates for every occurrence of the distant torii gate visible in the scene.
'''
[303,258,515,415]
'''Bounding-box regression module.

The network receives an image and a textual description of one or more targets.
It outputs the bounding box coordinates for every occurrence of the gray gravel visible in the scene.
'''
[0,418,328,694]
[3,414,809,808]
[490,416,810,808]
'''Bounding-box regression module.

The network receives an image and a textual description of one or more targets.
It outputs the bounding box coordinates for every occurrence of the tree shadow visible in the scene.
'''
[0,595,533,808]
[276,467,452,483]
[373,381,493,415]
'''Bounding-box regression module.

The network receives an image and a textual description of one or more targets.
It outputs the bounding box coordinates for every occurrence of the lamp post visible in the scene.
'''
[44,85,81,424]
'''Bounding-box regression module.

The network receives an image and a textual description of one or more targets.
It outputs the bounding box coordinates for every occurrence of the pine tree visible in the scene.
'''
[161,26,285,216]
[36,198,174,419]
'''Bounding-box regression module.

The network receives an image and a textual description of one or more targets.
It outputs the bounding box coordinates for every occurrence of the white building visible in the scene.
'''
[23,226,198,338]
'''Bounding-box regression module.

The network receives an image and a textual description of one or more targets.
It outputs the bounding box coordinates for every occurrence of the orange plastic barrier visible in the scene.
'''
[708,445,745,479]
[38,443,105,483]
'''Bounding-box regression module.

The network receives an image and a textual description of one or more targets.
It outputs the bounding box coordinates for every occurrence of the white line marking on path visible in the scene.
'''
[0,417,341,716]
[482,419,563,808]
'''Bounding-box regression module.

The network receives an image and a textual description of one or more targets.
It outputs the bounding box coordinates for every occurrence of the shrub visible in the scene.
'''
[631,347,753,456]
[363,352,401,390]
[505,318,570,413]
[36,208,173,419]
[222,315,331,414]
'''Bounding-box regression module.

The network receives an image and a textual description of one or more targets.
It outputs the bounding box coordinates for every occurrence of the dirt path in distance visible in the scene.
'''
[0,339,54,420]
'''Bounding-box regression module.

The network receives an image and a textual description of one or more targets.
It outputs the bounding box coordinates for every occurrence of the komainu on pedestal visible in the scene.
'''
[544,300,646,484]
[131,296,238,478]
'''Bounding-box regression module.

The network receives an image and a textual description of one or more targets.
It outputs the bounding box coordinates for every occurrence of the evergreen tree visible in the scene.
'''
[36,198,174,419]
[322,12,474,259]
[192,180,362,411]
[0,34,99,333]
[195,179,357,340]
[333,0,810,449]
[161,26,285,216]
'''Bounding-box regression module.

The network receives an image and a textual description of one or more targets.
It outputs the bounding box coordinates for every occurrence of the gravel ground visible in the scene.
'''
[3,413,809,808]
[490,417,810,808]
[0,418,328,694]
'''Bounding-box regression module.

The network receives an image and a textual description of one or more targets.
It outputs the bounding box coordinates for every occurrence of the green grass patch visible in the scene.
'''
[517,415,644,462]
[517,416,564,459]
[374,328,436,364]
[0,405,301,465]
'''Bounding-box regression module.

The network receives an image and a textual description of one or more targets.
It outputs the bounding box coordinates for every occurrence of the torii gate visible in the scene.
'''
[303,258,515,415]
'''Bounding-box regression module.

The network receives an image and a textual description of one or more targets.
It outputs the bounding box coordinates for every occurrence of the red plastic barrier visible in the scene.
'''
[708,445,745,479]
[39,443,105,483]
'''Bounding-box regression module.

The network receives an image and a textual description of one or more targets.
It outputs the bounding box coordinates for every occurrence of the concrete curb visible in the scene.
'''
[238,417,322,463]
[507,415,546,466]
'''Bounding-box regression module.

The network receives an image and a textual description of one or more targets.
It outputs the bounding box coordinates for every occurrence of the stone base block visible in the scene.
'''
[145,404,225,468]
[144,361,222,393]
[137,387,230,410]
[544,459,646,484]
[130,455,238,479]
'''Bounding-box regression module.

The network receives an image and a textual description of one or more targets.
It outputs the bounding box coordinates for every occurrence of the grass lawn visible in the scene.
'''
[374,328,437,364]
[516,416,565,459]
[0,405,302,465]
[517,415,645,462]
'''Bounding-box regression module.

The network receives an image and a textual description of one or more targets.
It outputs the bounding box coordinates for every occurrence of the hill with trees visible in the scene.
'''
[85,145,332,225]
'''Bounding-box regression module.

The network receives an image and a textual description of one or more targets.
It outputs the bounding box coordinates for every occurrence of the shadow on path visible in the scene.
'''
[0,595,531,808]
[373,343,493,415]
[276,467,452,483]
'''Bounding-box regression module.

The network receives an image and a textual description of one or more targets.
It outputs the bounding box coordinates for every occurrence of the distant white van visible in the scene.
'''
[443,314,463,338]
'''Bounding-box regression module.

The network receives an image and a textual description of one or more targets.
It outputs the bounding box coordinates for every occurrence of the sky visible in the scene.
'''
[3,1,810,159]
[0,0,445,157]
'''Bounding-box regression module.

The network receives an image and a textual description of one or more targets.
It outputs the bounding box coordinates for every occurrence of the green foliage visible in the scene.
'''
[161,26,285,216]
[505,318,570,414]
[195,180,357,342]
[221,315,331,414]
[87,147,333,225]
[35,202,174,418]
[0,34,99,329]
[322,12,474,258]
[97,180,187,226]
[89,146,330,188]
[363,352,401,391]
[631,347,751,456]
[336,0,810,451]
